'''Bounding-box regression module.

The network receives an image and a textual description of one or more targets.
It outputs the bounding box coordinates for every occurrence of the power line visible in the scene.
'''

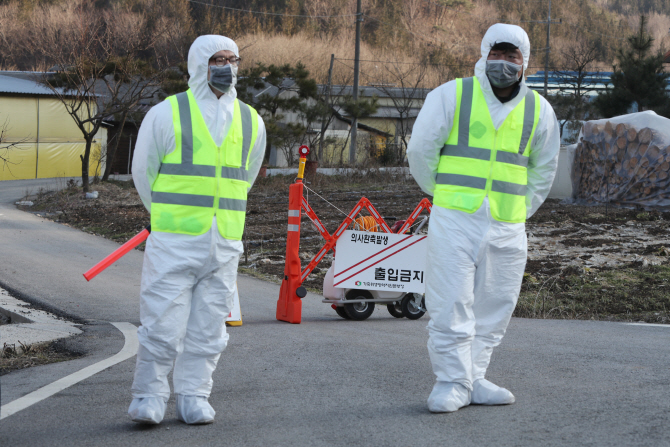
[186,0,631,63]
[368,0,630,43]
[337,57,465,67]
[188,0,630,43]
[188,0,630,44]
[561,19,628,41]
[185,0,357,18]
[335,59,399,85]
[337,58,471,70]
[362,9,541,32]
[335,57,562,71]
[421,0,548,8]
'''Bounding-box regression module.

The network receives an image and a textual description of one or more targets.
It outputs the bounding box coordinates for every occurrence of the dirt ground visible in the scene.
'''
[19,171,670,324]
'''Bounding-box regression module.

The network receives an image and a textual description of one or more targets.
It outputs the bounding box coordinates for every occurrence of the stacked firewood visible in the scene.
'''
[572,120,670,206]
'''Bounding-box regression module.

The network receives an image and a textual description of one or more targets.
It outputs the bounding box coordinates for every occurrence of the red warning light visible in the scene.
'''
[298,145,310,157]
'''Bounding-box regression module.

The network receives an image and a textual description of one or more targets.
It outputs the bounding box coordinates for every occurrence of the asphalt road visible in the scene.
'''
[1,179,669,447]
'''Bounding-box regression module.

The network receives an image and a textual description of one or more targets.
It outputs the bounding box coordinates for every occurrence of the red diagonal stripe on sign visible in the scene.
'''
[334,234,414,278]
[333,236,427,287]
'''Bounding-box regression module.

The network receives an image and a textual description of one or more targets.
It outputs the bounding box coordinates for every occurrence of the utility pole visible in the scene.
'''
[543,0,551,96]
[350,0,362,165]
[318,54,335,162]
[541,0,561,96]
[525,3,561,96]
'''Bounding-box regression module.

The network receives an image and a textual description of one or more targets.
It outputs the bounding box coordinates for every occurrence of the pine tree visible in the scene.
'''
[594,16,670,118]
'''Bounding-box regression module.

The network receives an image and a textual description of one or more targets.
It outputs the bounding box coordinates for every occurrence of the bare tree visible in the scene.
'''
[401,0,424,33]
[315,89,338,162]
[304,0,363,36]
[375,62,429,164]
[549,40,603,139]
[0,116,28,176]
[315,66,354,163]
[555,40,603,100]
[37,6,168,191]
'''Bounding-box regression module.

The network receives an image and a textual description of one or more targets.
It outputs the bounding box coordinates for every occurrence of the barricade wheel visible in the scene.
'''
[387,302,404,318]
[334,306,351,319]
[401,293,426,320]
[344,289,375,321]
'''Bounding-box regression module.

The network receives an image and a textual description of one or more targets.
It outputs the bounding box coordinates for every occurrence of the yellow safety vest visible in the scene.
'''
[434,77,540,223]
[150,89,259,240]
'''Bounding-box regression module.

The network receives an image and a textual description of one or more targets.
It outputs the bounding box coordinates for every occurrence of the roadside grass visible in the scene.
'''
[517,265,670,324]
[19,180,148,244]
[0,340,80,376]
[22,181,81,213]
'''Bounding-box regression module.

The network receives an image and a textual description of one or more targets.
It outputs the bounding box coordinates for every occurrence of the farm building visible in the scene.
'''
[244,78,429,167]
[0,72,106,181]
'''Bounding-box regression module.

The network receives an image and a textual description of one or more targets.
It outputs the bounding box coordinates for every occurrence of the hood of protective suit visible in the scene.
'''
[188,35,239,101]
[474,24,531,92]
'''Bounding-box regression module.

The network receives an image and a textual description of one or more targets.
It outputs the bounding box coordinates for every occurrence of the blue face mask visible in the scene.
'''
[485,60,522,88]
[208,64,237,95]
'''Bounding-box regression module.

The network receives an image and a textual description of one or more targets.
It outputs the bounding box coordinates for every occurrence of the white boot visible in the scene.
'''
[176,395,216,424]
[471,379,515,405]
[128,397,167,424]
[427,382,471,413]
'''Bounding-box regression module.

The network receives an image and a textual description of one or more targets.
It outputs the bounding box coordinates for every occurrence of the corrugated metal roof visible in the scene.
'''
[0,74,59,96]
[526,71,670,94]
[320,84,431,100]
[244,77,430,100]
[333,105,420,119]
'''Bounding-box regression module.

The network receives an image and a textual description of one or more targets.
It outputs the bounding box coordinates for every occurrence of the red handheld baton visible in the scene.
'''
[83,226,151,281]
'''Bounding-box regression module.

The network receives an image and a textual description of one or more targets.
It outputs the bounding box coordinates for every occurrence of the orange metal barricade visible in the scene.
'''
[275,146,432,324]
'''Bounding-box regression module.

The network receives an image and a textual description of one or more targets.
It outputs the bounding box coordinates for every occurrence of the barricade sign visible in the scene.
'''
[274,142,432,323]
[333,230,427,293]
[226,283,242,326]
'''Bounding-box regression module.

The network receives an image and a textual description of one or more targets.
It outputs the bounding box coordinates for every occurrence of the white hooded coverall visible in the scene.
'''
[131,35,266,400]
[407,25,560,394]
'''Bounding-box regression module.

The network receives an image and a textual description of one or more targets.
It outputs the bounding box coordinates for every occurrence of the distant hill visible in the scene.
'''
[599,0,670,15]
[1,0,668,89]
[184,0,665,72]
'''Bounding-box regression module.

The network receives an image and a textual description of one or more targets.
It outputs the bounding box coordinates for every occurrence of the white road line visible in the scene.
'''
[0,322,138,420]
[625,323,670,328]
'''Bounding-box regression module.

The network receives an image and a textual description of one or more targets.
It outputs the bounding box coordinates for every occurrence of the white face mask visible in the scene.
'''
[485,60,522,88]
[208,64,237,95]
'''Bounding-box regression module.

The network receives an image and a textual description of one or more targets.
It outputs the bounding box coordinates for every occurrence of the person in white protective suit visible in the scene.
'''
[128,35,266,424]
[407,24,559,413]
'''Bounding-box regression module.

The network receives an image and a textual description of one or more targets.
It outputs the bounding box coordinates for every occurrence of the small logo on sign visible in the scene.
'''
[355,281,362,286]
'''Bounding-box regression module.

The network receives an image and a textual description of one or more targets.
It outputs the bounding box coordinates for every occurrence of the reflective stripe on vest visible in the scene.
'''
[433,77,540,223]
[150,89,258,239]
